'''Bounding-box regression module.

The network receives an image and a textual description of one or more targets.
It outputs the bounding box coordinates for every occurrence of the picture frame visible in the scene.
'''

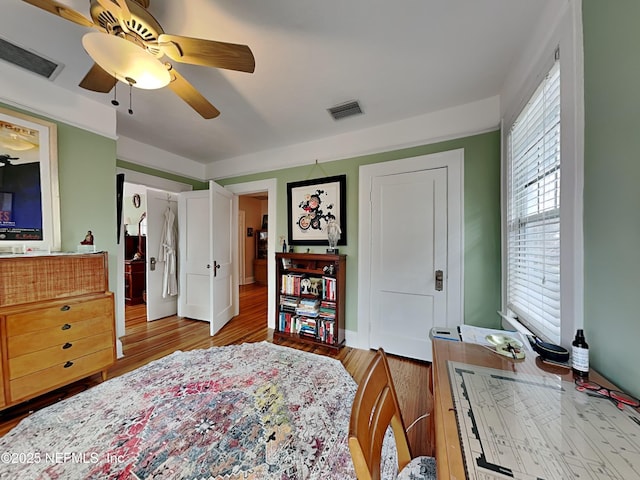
[261,214,268,229]
[287,174,346,246]
[0,106,60,251]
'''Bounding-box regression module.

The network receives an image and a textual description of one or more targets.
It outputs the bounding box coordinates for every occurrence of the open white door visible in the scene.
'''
[177,184,235,335]
[146,190,179,321]
[210,181,234,335]
[178,190,211,321]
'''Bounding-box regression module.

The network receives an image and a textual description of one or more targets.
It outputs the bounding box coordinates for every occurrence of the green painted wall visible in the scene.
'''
[583,1,640,397]
[1,108,501,347]
[116,159,209,190]
[0,102,118,291]
[218,130,502,332]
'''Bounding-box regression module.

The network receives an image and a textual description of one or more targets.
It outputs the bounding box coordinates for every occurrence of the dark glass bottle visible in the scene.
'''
[572,329,589,377]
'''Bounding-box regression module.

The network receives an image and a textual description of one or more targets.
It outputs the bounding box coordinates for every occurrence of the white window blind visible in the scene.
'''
[506,60,561,344]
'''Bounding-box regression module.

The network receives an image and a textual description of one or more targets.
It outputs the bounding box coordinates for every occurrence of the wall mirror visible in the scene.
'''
[0,106,60,252]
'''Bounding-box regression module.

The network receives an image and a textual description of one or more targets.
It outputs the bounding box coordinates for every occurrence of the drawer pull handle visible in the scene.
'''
[61,323,71,330]
[63,361,74,368]
[60,305,71,311]
[62,342,73,350]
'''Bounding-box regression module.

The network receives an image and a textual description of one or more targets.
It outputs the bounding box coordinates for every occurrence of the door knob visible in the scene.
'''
[435,269,444,291]
[149,257,156,271]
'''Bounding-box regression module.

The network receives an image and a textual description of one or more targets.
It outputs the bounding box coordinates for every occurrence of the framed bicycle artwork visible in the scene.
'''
[287,174,346,246]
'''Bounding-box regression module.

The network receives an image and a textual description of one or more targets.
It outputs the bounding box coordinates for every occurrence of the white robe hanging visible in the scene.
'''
[158,206,178,297]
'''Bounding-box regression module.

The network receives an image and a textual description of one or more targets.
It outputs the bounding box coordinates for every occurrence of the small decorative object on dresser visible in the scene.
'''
[275,252,346,350]
[0,252,116,411]
[80,230,94,245]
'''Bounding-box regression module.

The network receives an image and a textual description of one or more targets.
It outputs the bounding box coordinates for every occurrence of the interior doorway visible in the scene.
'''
[123,186,180,325]
[123,182,149,327]
[123,188,270,330]
[238,192,268,288]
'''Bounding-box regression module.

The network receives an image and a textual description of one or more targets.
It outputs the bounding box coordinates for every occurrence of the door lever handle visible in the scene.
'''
[213,260,221,277]
[435,269,444,291]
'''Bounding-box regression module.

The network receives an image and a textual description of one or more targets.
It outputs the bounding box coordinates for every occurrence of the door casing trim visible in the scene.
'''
[355,149,465,350]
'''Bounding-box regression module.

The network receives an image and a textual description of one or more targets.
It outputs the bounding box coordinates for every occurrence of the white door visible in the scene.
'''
[146,190,179,321]
[359,150,463,362]
[369,168,448,361]
[177,184,235,335]
[178,190,211,321]
[210,181,234,335]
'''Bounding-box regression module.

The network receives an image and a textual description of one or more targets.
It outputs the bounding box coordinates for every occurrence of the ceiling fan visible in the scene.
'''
[22,0,256,118]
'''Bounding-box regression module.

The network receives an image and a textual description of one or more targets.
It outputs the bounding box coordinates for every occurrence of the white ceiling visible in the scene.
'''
[1,0,552,172]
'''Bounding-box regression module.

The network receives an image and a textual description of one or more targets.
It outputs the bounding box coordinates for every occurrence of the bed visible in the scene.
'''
[0,342,370,479]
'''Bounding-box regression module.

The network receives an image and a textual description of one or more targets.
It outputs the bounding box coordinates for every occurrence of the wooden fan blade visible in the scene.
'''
[79,63,118,93]
[114,0,132,22]
[158,34,255,73]
[167,67,220,119]
[22,0,95,28]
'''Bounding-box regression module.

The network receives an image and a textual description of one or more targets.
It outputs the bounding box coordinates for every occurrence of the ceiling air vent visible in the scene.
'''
[328,100,363,120]
[0,37,62,80]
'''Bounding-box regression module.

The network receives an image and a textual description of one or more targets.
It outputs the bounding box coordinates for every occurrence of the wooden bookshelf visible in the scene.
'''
[274,252,346,349]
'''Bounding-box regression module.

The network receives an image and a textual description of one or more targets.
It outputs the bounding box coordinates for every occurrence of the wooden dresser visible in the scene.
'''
[0,252,116,410]
[124,259,146,305]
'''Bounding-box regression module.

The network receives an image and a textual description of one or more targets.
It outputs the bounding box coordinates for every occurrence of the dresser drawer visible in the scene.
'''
[7,315,113,358]
[9,348,114,403]
[9,331,114,380]
[5,296,112,337]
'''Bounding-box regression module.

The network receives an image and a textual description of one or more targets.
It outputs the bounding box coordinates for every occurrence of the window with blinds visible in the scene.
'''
[506,60,561,344]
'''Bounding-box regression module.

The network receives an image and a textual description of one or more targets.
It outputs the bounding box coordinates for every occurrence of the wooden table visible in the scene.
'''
[431,339,615,479]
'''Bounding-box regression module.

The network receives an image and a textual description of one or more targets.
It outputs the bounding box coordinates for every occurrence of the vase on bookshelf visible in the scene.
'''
[326,219,341,254]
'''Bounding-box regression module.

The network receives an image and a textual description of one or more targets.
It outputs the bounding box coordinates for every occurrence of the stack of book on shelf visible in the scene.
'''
[280,296,299,312]
[295,298,319,338]
[296,298,320,317]
[279,296,299,334]
[298,317,318,338]
[281,273,303,295]
[322,276,337,301]
[279,312,299,334]
[318,300,336,344]
[319,300,336,320]
[318,319,335,344]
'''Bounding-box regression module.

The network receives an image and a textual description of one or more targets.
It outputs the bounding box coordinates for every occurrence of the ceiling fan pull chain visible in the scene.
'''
[111,80,119,106]
[128,81,133,115]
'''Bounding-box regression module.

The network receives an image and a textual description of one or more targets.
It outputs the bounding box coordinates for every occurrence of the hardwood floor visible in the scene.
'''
[0,283,434,456]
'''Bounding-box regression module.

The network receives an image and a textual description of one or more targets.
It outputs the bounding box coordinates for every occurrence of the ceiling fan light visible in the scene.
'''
[82,32,170,90]
[0,136,36,151]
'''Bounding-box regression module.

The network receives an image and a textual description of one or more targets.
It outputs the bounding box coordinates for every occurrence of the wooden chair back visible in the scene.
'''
[348,348,412,480]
